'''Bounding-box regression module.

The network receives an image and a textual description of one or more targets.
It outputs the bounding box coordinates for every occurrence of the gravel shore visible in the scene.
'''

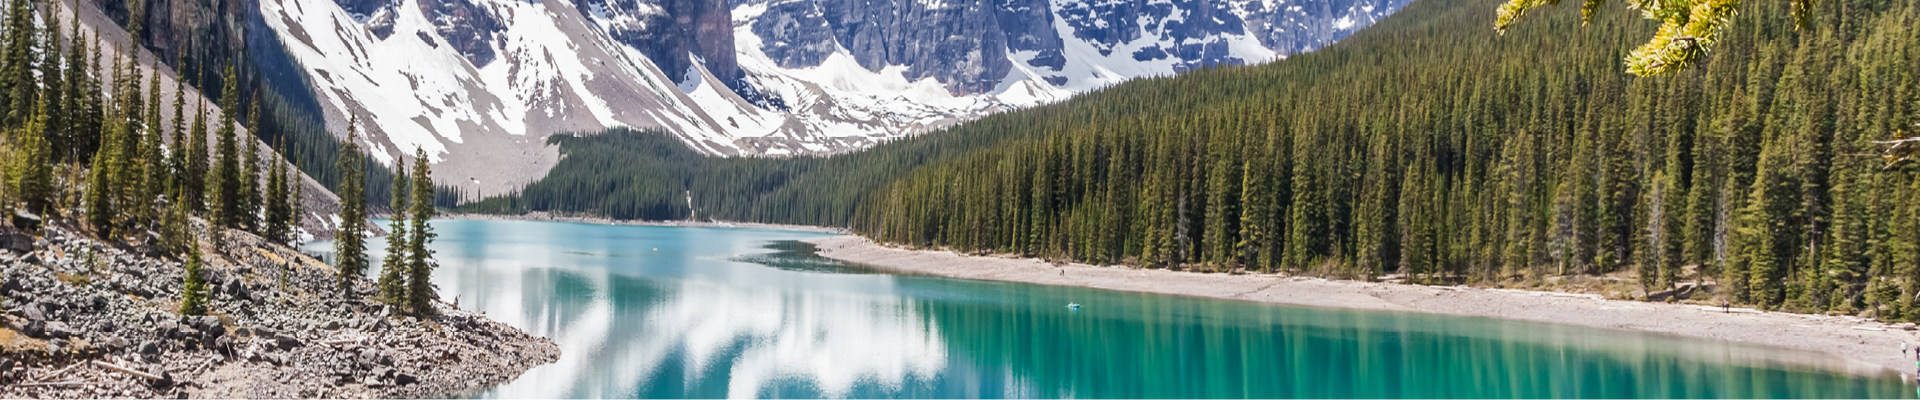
[808,235,1920,379]
[1,217,558,398]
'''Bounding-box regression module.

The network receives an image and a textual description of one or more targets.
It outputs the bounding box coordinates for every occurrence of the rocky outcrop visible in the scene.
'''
[583,0,738,84]
[0,218,557,398]
[418,0,505,67]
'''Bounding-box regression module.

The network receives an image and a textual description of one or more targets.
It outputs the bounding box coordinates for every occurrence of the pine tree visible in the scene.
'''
[86,117,120,238]
[58,25,87,163]
[210,64,241,231]
[187,98,208,214]
[160,186,191,255]
[405,148,438,315]
[334,116,369,295]
[180,240,209,316]
[378,159,410,304]
[265,140,292,244]
[8,109,51,213]
[290,145,305,237]
[0,0,38,128]
[166,74,186,194]
[240,124,261,233]
[40,12,64,155]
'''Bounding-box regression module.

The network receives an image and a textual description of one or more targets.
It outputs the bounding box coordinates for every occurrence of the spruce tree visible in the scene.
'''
[0,0,37,128]
[241,124,261,233]
[334,116,369,295]
[210,64,241,230]
[160,186,190,255]
[378,159,410,304]
[8,109,51,213]
[187,98,208,214]
[85,117,120,238]
[405,148,438,315]
[180,240,209,316]
[265,140,292,244]
[58,25,86,163]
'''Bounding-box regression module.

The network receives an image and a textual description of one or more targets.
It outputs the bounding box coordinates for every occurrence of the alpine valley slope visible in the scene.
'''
[261,0,1407,197]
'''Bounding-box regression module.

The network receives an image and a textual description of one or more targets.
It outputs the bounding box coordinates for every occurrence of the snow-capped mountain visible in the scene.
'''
[260,0,1404,196]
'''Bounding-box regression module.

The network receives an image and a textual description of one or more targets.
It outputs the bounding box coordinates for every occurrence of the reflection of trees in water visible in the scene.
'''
[471,262,949,398]
[914,285,1907,398]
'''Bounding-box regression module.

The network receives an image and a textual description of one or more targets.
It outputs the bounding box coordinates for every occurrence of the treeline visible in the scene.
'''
[852,0,1920,316]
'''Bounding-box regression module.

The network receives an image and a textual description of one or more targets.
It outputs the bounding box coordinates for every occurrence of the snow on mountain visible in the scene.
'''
[260,0,1403,197]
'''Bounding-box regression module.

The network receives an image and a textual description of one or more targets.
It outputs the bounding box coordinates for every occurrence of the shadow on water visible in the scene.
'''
[731,240,916,276]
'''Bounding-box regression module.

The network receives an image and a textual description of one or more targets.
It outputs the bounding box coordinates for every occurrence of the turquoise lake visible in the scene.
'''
[309,219,1913,398]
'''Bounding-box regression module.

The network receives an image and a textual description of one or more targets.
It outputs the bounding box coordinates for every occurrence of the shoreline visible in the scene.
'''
[437,212,851,234]
[805,235,1920,379]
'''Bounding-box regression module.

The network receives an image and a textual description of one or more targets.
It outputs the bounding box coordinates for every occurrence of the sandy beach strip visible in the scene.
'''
[806,235,1920,378]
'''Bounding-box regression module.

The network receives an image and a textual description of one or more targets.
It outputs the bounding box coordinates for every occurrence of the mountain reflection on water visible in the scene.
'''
[308,219,1912,398]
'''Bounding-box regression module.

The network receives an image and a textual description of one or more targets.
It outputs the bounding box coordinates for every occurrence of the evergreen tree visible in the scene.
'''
[160,185,190,255]
[265,140,293,244]
[378,159,410,304]
[405,148,438,315]
[8,109,51,213]
[241,121,261,233]
[0,0,38,128]
[187,98,208,214]
[180,240,209,316]
[86,116,120,238]
[210,65,241,231]
[58,25,88,164]
[334,116,369,294]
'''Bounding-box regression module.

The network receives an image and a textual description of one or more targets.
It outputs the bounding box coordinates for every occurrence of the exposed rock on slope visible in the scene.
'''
[0,220,558,398]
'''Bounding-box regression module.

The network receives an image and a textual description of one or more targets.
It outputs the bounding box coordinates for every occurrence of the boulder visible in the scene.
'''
[393,372,418,386]
[138,340,162,356]
[10,210,40,231]
[0,232,30,253]
[274,334,303,350]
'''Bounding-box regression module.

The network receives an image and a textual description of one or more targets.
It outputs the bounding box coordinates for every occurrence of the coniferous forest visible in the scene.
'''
[469,0,1920,318]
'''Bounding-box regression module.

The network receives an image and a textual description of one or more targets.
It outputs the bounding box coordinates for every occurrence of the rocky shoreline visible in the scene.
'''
[0,216,558,398]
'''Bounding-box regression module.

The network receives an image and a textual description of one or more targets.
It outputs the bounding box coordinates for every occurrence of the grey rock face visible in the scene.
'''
[583,0,739,83]
[749,0,836,69]
[821,0,1013,95]
[418,0,505,67]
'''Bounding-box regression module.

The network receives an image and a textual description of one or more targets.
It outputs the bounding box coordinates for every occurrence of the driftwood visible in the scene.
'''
[10,381,89,387]
[91,361,162,381]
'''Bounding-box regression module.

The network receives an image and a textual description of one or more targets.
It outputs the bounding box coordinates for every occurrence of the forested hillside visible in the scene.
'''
[470,0,1920,317]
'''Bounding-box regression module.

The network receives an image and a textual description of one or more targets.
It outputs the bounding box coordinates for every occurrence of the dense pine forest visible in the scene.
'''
[0,0,320,307]
[468,0,1920,316]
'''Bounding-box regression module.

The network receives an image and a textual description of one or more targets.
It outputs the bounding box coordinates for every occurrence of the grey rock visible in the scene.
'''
[274,334,303,350]
[43,321,76,339]
[22,302,45,321]
[139,340,162,356]
[322,319,342,330]
[393,372,419,386]
[0,232,30,253]
[10,209,41,231]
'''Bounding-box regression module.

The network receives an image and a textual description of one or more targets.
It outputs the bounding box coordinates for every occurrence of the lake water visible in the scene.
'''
[308,219,1913,398]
